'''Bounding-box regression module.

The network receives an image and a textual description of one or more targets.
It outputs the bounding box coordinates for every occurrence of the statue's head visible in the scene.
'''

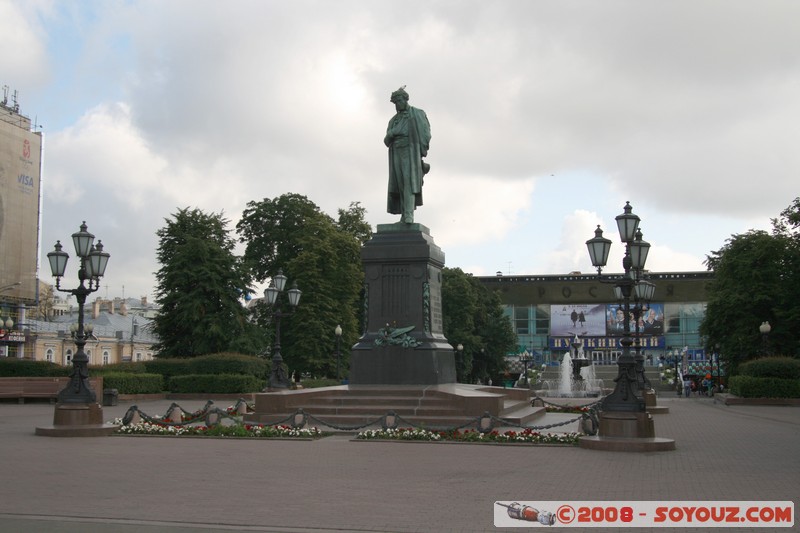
[390,86,409,103]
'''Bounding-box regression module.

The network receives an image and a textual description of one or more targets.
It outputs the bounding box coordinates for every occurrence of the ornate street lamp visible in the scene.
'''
[263,270,301,389]
[759,321,771,356]
[519,350,532,386]
[585,202,652,413]
[45,222,110,404]
[335,324,343,382]
[632,278,655,391]
[455,343,464,382]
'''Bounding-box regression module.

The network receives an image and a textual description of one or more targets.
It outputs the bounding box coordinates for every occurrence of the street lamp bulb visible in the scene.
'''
[335,324,342,337]
[759,321,771,334]
[457,344,463,352]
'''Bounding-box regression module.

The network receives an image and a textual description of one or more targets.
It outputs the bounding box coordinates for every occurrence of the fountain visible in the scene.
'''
[539,336,604,397]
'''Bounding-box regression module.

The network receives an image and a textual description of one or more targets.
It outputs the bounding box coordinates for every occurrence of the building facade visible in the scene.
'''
[477,271,713,368]
[24,297,158,366]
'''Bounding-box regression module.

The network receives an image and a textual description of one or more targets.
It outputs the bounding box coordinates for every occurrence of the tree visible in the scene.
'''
[237,194,365,377]
[441,267,517,383]
[701,198,800,371]
[337,201,373,245]
[153,208,261,357]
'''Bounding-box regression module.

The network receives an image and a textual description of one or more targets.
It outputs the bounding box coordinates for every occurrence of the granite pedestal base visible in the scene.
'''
[35,402,119,437]
[578,410,675,452]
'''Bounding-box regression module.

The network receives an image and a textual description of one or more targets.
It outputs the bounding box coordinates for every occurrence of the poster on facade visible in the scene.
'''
[549,304,606,336]
[0,114,41,303]
[605,303,665,335]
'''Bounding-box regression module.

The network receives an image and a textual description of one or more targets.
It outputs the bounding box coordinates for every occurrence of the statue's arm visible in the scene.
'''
[417,110,431,156]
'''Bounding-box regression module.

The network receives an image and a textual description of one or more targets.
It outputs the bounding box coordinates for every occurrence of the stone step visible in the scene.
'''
[296,404,469,417]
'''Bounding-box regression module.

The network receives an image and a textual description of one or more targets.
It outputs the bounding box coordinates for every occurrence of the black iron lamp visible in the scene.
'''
[264,270,301,389]
[45,222,110,404]
[585,202,653,413]
[335,324,343,382]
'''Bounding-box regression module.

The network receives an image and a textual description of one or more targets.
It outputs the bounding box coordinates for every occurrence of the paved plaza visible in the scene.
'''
[0,394,797,532]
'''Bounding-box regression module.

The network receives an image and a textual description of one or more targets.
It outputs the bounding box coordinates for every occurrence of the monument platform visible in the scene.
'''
[244,384,543,429]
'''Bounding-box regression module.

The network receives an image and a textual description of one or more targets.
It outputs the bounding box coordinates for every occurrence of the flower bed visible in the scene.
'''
[355,427,580,445]
[111,418,324,439]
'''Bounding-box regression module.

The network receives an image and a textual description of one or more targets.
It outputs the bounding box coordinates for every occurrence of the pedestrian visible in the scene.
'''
[683,377,692,397]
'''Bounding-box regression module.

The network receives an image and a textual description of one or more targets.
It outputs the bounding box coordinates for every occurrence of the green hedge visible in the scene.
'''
[301,378,341,388]
[145,353,269,380]
[0,359,69,377]
[143,358,194,380]
[188,353,269,378]
[101,373,164,394]
[737,356,800,380]
[168,373,262,394]
[728,375,800,398]
[89,362,148,375]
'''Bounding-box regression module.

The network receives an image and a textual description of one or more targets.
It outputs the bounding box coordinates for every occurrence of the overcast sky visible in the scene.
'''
[3,0,798,301]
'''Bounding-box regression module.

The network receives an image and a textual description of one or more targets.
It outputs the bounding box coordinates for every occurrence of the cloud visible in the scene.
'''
[12,0,800,300]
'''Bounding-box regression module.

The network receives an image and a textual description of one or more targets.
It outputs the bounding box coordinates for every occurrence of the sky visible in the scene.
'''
[2,0,798,301]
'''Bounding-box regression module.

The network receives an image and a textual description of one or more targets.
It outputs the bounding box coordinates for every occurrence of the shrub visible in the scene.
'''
[737,356,800,380]
[101,373,164,394]
[188,353,269,379]
[168,374,262,394]
[143,358,194,381]
[728,375,800,398]
[300,378,341,388]
[0,359,69,377]
[90,362,148,375]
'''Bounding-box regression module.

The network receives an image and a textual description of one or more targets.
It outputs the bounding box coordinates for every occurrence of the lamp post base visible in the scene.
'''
[35,402,119,437]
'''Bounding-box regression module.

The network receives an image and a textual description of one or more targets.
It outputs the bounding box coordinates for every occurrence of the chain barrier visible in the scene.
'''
[119,398,600,436]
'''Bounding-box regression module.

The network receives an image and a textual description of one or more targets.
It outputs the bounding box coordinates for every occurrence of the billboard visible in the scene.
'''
[0,115,41,303]
[550,304,607,336]
[606,303,665,336]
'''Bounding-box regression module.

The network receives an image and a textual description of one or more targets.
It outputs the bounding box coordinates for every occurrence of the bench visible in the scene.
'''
[0,377,104,404]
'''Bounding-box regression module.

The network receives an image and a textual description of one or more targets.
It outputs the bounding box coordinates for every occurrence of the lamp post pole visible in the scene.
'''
[264,270,301,390]
[335,324,342,382]
[45,222,110,403]
[520,350,532,386]
[759,321,771,356]
[455,343,464,382]
[585,202,652,413]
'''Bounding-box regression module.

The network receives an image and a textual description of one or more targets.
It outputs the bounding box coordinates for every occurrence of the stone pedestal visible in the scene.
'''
[578,409,676,452]
[599,410,655,439]
[350,223,456,385]
[35,402,119,437]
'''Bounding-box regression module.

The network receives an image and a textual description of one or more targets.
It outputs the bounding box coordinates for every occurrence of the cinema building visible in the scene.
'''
[477,271,712,366]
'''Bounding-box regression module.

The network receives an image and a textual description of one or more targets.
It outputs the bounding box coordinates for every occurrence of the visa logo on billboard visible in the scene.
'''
[18,174,34,187]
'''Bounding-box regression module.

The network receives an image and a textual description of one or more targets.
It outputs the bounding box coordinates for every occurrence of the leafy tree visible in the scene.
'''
[153,208,262,357]
[701,198,800,372]
[442,267,517,383]
[237,194,364,377]
[337,201,373,245]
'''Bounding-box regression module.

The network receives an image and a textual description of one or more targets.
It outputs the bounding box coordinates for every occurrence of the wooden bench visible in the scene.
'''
[0,377,104,404]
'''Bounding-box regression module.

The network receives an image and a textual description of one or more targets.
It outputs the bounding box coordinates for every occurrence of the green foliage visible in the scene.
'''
[728,375,800,398]
[442,267,517,383]
[168,374,262,394]
[237,194,364,377]
[153,208,260,357]
[299,378,341,388]
[0,359,68,377]
[701,198,800,371]
[89,362,147,375]
[101,373,164,394]
[143,358,194,381]
[187,353,269,379]
[337,201,373,245]
[737,356,800,379]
